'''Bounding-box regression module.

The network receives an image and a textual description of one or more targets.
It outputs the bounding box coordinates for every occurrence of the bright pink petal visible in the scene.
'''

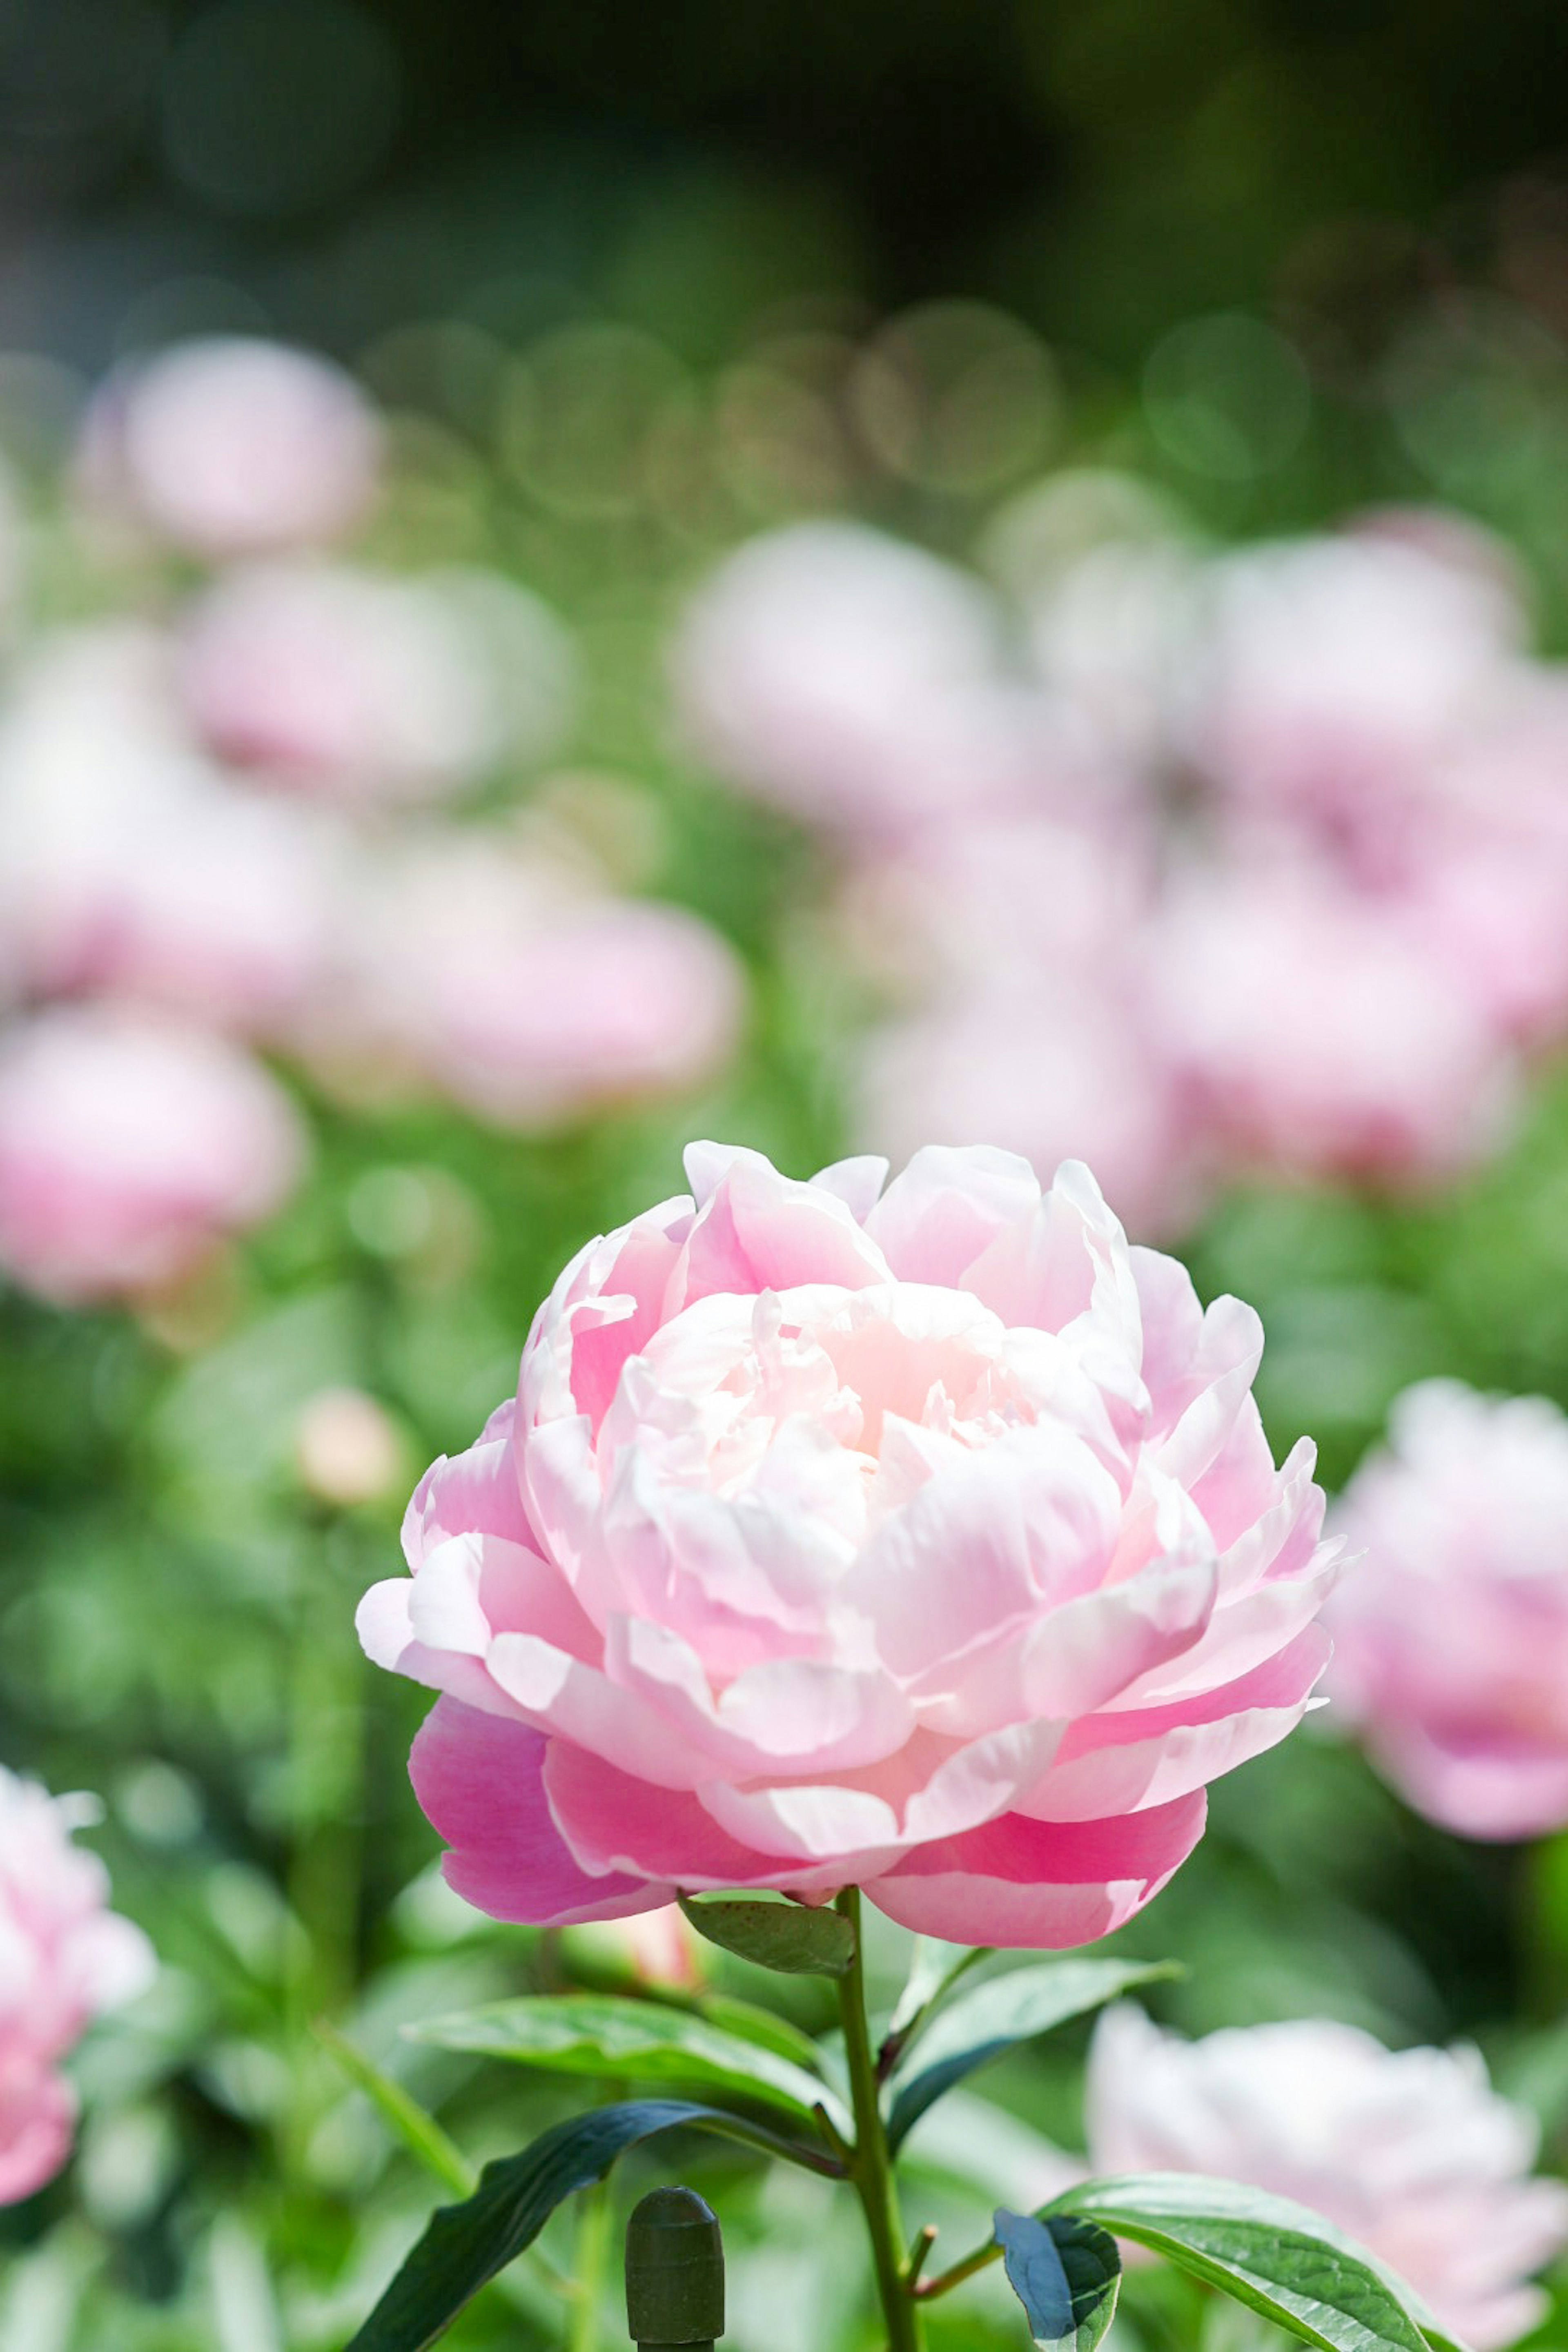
[542,1739,867,1891]
[865,1791,1208,1947]
[408,1697,669,1924]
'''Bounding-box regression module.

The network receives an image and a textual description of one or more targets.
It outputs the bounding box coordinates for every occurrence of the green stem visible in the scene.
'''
[567,2178,612,2352]
[835,1889,927,2352]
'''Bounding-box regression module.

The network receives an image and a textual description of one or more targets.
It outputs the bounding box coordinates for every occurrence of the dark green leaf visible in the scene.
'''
[678,1895,856,1976]
[1047,2174,1455,2352]
[347,2097,843,2352]
[884,1960,1180,2149]
[996,2209,1121,2352]
[408,1993,849,2135]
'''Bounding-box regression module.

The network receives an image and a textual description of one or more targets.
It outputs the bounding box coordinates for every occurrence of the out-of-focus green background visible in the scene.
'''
[7,7,1568,2348]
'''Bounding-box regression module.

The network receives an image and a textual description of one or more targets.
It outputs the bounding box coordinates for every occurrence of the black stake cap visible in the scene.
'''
[625,2186,724,2346]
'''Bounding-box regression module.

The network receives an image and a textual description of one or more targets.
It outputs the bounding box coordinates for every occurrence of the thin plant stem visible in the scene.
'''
[834,1889,927,2352]
[567,2178,613,2352]
[913,2238,1001,2303]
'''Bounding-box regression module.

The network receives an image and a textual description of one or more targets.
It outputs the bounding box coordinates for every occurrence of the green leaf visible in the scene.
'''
[884,1959,1180,2150]
[1046,2175,1457,2352]
[347,2097,844,2352]
[678,1895,856,1977]
[996,2209,1121,2352]
[409,1993,850,2136]
[696,1991,832,2078]
[880,1939,992,2071]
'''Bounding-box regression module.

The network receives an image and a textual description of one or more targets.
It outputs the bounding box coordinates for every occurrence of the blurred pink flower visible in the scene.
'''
[1143,855,1517,1186]
[360,1142,1343,1945]
[1085,2004,1568,2351]
[312,833,744,1128]
[1391,679,1568,1045]
[672,520,1086,840]
[858,988,1204,1246]
[1185,528,1524,837]
[985,470,1205,771]
[76,337,381,559]
[1326,1380,1568,1840]
[839,814,1206,1238]
[0,1768,155,2205]
[179,562,579,805]
[0,626,342,1037]
[0,1007,307,1305]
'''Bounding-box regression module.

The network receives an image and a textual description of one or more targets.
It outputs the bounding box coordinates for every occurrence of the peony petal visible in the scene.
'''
[408,1697,669,1924]
[1021,1626,1332,1819]
[401,1401,530,1569]
[541,1740,864,1891]
[485,1631,718,1791]
[865,1143,1041,1287]
[808,1154,890,1219]
[865,1791,1208,1947]
[677,1147,893,1303]
[1107,1538,1346,1708]
[607,1615,915,1776]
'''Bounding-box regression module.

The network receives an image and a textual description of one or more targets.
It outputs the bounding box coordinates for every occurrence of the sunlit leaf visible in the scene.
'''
[884,1959,1180,2149]
[409,1992,850,2134]
[1047,2175,1461,2352]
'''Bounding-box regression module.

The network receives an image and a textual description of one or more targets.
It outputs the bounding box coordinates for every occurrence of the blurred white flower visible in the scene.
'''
[76,336,381,559]
[1086,2005,1568,2352]
[180,560,579,804]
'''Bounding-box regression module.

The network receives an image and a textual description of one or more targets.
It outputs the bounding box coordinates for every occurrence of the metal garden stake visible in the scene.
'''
[625,2185,725,2350]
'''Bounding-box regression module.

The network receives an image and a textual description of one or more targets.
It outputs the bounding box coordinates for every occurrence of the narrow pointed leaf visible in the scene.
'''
[347,2097,843,2352]
[996,2210,1121,2352]
[880,1939,992,2073]
[885,1959,1180,2149]
[1046,2174,1460,2352]
[679,1895,856,1976]
[408,1993,850,2135]
[313,2019,475,2198]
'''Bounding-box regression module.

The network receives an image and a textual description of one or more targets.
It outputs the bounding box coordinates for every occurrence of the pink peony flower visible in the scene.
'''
[0,1768,155,2205]
[1326,1380,1568,1840]
[1084,2005,1568,2352]
[1143,855,1517,1187]
[311,833,744,1129]
[0,1007,307,1305]
[76,337,381,560]
[359,1143,1344,1947]
[670,521,1085,840]
[179,561,579,806]
[0,626,343,1038]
